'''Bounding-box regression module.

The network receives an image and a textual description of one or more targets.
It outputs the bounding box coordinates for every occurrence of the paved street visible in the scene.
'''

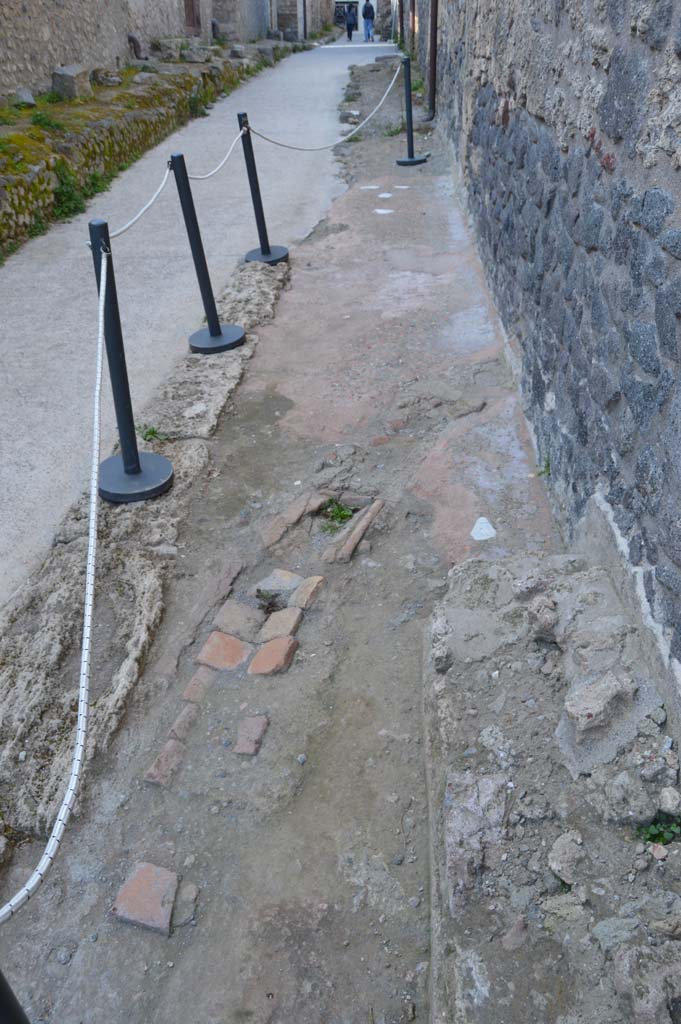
[0,61,555,1022]
[0,40,397,610]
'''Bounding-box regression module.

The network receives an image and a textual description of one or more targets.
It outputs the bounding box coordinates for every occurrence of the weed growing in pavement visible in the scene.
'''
[138,424,170,442]
[384,120,406,136]
[319,499,353,533]
[537,457,551,478]
[638,816,681,845]
[256,589,283,614]
[345,132,363,143]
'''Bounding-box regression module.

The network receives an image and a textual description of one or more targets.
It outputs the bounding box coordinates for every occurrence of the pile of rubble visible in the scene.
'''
[427,554,681,1023]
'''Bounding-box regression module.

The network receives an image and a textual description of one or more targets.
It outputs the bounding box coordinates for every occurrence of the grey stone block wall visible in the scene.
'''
[0,0,187,95]
[428,0,681,663]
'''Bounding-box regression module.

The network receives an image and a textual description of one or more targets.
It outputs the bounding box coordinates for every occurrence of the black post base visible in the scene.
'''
[99,452,174,504]
[189,324,246,353]
[245,245,289,266]
[396,154,430,166]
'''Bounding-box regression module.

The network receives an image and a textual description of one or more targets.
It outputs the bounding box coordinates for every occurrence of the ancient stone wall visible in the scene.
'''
[213,0,272,40]
[276,0,334,38]
[425,0,681,666]
[0,0,189,96]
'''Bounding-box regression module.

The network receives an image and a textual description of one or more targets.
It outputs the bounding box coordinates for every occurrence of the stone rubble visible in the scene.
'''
[426,554,681,1022]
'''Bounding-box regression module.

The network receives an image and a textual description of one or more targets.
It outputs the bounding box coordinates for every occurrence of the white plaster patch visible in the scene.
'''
[360,185,380,190]
[393,185,411,189]
[374,208,394,215]
[378,192,393,198]
[470,517,497,541]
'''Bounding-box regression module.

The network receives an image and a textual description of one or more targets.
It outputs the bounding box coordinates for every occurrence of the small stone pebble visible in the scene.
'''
[408,897,421,909]
[392,853,404,865]
[297,754,308,765]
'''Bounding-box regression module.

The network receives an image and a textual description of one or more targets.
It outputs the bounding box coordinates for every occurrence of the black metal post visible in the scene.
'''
[237,113,289,266]
[396,56,429,167]
[169,154,246,353]
[0,967,30,1024]
[88,218,174,503]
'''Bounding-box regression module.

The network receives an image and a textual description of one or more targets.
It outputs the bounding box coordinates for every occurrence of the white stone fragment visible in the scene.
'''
[470,517,496,541]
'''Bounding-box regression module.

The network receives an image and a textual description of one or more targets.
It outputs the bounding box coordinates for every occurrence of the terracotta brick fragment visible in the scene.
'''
[168,704,199,742]
[258,607,303,642]
[213,599,265,641]
[182,666,214,704]
[234,714,269,755]
[197,631,252,670]
[144,739,187,787]
[289,576,326,609]
[248,637,299,675]
[113,862,178,936]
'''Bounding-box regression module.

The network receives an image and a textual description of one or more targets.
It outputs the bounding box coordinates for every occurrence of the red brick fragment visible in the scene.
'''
[234,715,269,755]
[168,704,199,743]
[248,637,299,675]
[144,739,186,787]
[113,862,178,936]
[197,631,252,670]
[182,666,214,704]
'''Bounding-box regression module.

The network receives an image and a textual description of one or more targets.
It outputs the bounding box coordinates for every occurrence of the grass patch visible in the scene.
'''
[188,92,208,118]
[345,132,363,143]
[27,213,48,238]
[31,110,65,131]
[638,816,681,845]
[82,169,114,198]
[384,120,406,137]
[319,498,354,533]
[53,159,86,218]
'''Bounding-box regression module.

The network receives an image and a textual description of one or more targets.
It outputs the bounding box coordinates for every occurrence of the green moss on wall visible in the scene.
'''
[0,46,296,262]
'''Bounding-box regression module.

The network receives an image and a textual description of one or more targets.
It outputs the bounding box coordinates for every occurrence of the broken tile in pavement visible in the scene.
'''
[144,739,187,787]
[197,631,253,670]
[289,575,325,609]
[234,714,270,755]
[168,703,199,743]
[113,862,179,936]
[249,568,304,598]
[248,636,299,675]
[258,606,303,642]
[213,598,265,642]
[182,665,215,704]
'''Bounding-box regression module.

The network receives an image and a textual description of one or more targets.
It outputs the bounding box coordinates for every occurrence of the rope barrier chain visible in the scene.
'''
[0,249,107,926]
[247,62,402,152]
[188,128,245,180]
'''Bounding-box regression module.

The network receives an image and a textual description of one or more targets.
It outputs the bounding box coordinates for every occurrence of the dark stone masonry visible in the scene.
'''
[408,0,681,673]
[469,85,681,652]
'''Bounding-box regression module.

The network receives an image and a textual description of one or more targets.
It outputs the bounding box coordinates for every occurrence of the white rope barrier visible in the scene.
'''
[0,251,107,926]
[188,128,246,180]
[109,166,171,239]
[248,62,402,152]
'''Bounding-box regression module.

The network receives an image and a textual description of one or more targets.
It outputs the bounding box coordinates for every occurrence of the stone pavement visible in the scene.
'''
[0,39,397,610]
[0,62,556,1022]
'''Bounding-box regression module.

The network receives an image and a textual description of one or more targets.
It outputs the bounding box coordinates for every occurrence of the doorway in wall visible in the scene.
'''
[185,0,201,34]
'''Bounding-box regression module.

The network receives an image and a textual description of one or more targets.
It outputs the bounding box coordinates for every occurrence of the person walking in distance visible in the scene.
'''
[362,0,375,41]
[345,4,357,41]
